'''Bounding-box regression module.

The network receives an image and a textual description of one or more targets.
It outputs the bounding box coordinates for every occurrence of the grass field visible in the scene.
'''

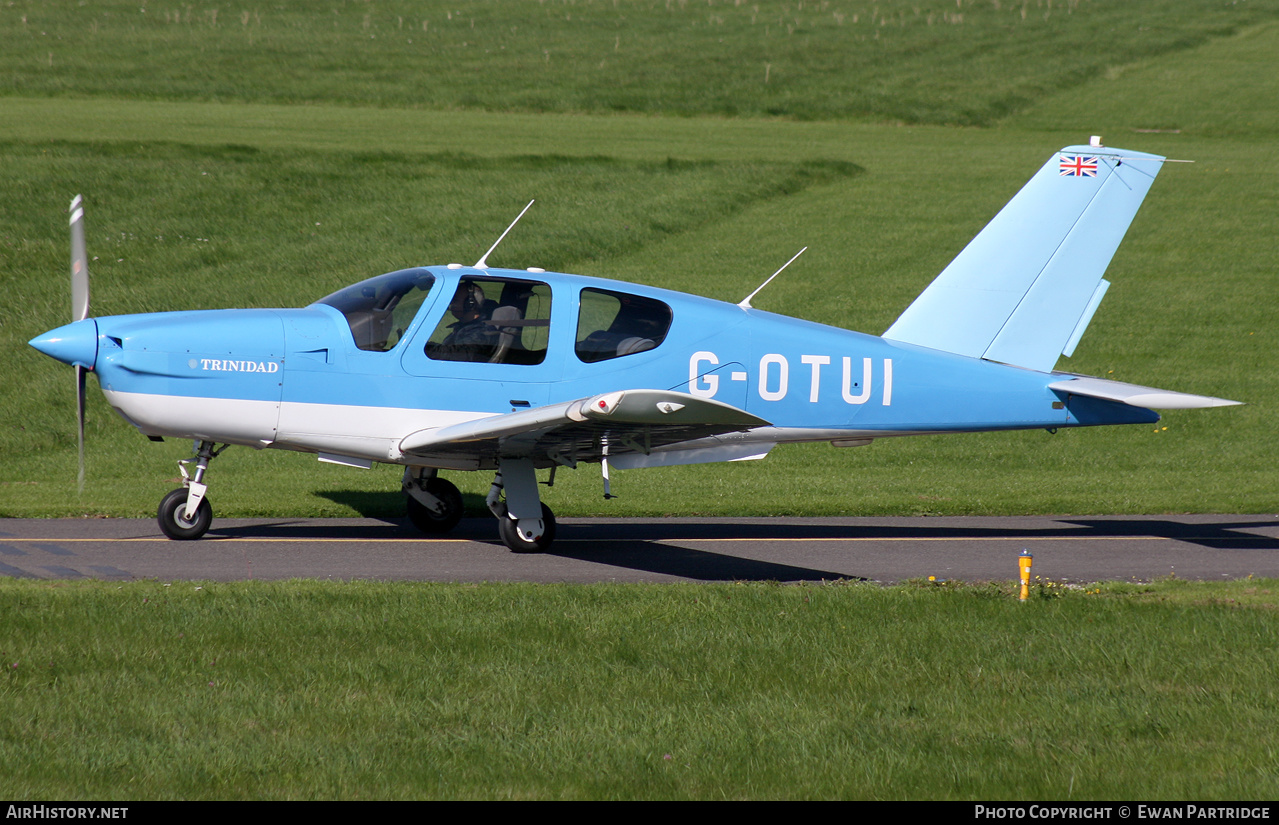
[1,5,1278,799]
[6,0,1274,123]
[3,577,1277,799]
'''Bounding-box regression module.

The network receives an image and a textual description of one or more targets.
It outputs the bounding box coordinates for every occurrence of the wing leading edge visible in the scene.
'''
[399,389,771,468]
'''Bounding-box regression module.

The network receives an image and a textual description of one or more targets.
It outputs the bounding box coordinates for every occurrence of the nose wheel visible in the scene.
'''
[158,487,212,540]
[157,440,224,541]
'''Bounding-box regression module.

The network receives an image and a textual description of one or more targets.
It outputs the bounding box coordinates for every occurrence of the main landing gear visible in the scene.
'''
[496,502,556,553]
[157,440,226,540]
[402,467,464,533]
[485,458,557,553]
[403,459,557,553]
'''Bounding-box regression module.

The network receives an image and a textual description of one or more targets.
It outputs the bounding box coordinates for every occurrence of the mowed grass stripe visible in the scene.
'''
[4,0,1277,125]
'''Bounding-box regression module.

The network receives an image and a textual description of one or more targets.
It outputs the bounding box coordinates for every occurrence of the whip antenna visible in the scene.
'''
[474,200,535,269]
[738,247,807,309]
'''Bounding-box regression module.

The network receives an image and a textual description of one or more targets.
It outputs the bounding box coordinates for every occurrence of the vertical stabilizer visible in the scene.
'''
[883,145,1165,372]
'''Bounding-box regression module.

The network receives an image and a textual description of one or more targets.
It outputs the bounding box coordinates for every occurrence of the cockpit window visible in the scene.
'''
[576,288,672,363]
[316,268,436,352]
[425,276,552,364]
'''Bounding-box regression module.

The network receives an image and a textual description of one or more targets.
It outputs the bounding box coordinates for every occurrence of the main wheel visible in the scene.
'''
[406,477,464,534]
[497,503,557,553]
[157,487,212,540]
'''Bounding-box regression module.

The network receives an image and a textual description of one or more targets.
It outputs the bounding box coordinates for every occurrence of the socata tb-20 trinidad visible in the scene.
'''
[29,140,1238,552]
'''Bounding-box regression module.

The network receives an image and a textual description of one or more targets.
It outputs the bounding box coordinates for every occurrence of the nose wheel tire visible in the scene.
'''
[406,477,464,534]
[497,503,557,553]
[158,488,212,540]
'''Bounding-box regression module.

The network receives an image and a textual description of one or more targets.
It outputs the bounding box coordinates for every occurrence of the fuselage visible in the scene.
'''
[30,264,1157,467]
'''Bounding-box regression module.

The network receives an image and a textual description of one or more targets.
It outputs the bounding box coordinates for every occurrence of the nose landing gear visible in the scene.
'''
[157,487,212,540]
[157,440,226,540]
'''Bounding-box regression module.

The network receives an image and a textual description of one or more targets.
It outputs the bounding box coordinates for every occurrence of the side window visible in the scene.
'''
[425,277,552,364]
[576,288,672,363]
[315,268,436,352]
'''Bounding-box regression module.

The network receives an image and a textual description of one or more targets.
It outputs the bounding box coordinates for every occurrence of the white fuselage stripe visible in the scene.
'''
[103,389,492,461]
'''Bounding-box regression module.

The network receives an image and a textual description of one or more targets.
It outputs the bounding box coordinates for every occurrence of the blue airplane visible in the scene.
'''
[29,141,1238,552]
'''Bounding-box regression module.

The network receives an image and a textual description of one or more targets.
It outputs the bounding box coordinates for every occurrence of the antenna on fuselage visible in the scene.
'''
[474,199,535,269]
[738,247,807,309]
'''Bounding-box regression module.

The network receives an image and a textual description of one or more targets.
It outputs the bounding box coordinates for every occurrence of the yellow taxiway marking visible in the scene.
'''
[7,537,471,543]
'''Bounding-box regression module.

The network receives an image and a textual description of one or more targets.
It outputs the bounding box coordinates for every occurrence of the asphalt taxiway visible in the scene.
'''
[1,515,1276,583]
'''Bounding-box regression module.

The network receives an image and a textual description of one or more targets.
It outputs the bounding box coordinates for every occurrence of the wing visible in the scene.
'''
[399,389,771,469]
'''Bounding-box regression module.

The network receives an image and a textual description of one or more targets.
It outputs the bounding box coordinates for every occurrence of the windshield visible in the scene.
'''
[315,268,437,351]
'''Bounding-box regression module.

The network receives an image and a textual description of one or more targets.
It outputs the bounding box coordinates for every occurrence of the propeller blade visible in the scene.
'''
[70,195,91,494]
[70,195,90,323]
[76,364,87,495]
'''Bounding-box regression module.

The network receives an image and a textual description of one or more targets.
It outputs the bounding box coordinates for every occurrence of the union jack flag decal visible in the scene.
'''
[1059,155,1099,177]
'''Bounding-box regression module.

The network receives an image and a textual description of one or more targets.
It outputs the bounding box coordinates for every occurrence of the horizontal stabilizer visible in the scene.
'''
[884,145,1166,372]
[1048,375,1240,410]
